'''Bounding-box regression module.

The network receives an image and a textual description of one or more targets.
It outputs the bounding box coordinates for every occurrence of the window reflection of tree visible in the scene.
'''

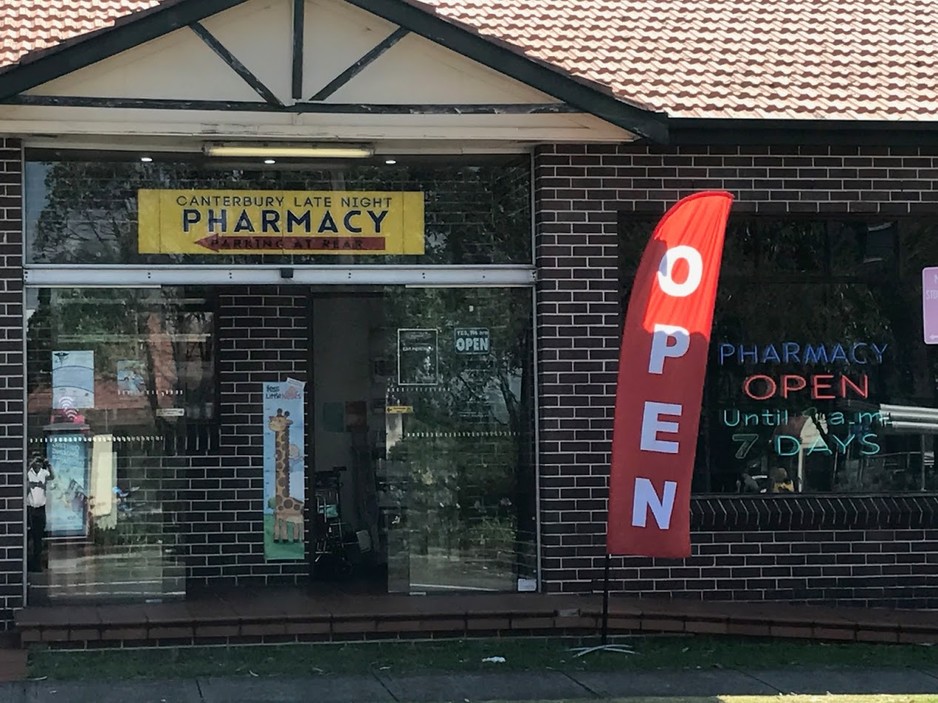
[385,288,536,587]
[618,216,938,494]
[143,292,216,454]
[29,156,531,268]
[24,288,217,456]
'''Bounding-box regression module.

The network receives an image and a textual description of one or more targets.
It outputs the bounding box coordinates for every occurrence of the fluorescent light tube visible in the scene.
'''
[204,143,374,158]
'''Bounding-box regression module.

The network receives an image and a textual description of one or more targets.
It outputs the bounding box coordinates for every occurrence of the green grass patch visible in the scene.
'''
[27,635,938,681]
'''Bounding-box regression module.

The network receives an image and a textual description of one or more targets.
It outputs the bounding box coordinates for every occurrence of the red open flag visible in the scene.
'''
[607,192,733,557]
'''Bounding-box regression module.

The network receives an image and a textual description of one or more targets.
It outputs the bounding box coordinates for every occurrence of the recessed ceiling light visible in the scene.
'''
[264,159,276,165]
[140,156,153,163]
[385,159,397,165]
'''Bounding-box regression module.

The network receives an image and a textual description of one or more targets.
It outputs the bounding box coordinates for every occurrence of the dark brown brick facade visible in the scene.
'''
[182,288,310,589]
[0,138,23,629]
[534,142,938,608]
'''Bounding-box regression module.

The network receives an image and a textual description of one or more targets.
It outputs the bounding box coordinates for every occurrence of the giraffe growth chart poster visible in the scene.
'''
[263,378,306,560]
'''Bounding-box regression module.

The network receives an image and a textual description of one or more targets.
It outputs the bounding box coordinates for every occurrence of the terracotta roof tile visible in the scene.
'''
[0,0,160,67]
[1,0,937,121]
[427,0,938,121]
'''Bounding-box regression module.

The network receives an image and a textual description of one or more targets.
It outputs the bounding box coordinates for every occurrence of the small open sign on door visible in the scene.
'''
[454,327,490,354]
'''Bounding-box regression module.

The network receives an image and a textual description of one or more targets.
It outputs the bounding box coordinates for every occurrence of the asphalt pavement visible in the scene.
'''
[3,666,938,702]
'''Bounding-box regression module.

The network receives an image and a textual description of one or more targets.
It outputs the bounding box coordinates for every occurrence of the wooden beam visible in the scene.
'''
[7,95,279,111]
[189,22,284,107]
[309,27,409,102]
[6,94,583,115]
[0,0,252,101]
[291,0,304,100]
[292,102,581,115]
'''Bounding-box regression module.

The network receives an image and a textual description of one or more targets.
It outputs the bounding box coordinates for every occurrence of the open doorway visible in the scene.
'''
[310,294,387,591]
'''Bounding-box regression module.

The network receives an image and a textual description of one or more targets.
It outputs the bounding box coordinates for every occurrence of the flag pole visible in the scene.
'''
[571,549,632,656]
[601,552,611,645]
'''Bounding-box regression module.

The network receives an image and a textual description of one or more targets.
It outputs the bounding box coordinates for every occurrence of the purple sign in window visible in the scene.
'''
[923,267,938,344]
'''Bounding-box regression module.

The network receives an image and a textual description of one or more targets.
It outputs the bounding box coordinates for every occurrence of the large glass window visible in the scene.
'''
[25,152,531,266]
[26,287,214,602]
[23,149,536,601]
[619,217,938,494]
[25,283,535,602]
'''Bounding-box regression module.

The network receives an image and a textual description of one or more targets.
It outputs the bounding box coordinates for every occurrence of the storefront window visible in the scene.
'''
[23,149,536,600]
[25,282,534,601]
[620,217,938,494]
[25,153,531,267]
[25,287,215,602]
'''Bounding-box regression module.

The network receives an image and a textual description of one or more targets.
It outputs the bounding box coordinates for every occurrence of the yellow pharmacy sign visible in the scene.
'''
[138,190,425,255]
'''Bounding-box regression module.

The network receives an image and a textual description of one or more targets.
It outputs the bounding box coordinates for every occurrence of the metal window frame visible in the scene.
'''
[528,150,542,594]
[24,264,537,288]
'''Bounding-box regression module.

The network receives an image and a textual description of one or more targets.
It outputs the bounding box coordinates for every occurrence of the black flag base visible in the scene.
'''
[568,553,636,657]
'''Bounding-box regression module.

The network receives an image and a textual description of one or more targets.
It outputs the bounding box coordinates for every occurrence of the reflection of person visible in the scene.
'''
[26,453,53,572]
[418,355,434,383]
[770,467,794,493]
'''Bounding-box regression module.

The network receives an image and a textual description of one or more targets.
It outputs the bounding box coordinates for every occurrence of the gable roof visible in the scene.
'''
[1,0,936,122]
[0,0,668,142]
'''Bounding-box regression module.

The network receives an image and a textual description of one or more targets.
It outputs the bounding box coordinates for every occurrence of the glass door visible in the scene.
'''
[381,287,536,593]
[310,287,537,594]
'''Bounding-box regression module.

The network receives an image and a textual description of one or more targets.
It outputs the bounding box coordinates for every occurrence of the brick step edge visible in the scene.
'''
[18,610,938,647]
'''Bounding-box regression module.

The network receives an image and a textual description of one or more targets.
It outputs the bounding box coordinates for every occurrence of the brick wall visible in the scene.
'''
[182,287,309,590]
[611,527,938,609]
[0,138,23,629]
[534,142,938,607]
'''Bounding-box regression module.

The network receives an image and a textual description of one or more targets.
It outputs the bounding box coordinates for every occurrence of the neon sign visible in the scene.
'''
[718,342,888,366]
[719,340,886,463]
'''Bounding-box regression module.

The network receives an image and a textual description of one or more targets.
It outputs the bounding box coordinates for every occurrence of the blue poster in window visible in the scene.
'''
[45,432,90,536]
[52,350,95,411]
